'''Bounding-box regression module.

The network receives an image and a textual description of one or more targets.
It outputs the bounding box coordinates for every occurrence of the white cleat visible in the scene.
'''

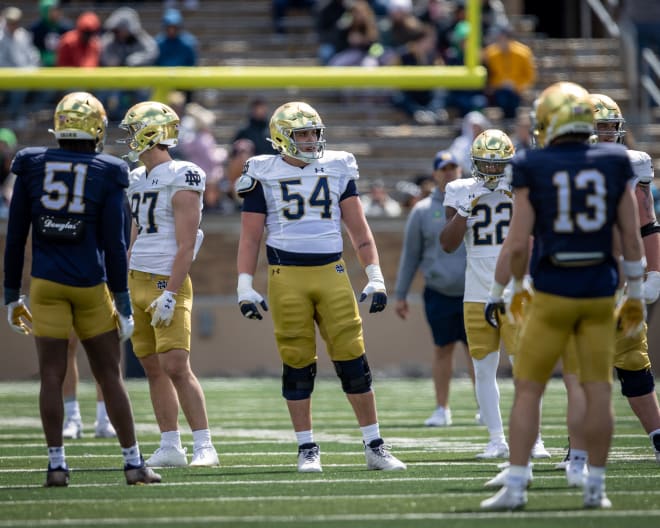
[480,485,527,511]
[583,483,612,509]
[190,445,219,467]
[364,439,406,471]
[146,446,188,467]
[297,443,322,473]
[94,420,117,439]
[62,417,83,439]
[484,465,533,488]
[531,438,551,459]
[566,463,588,488]
[476,441,509,459]
[424,407,452,427]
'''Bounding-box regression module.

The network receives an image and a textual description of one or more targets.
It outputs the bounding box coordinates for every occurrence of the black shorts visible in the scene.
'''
[423,287,467,347]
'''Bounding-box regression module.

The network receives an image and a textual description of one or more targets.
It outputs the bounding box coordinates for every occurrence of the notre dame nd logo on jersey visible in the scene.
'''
[184,169,202,187]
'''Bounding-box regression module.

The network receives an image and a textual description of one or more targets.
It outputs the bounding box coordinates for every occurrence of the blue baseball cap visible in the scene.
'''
[434,150,457,170]
[162,8,183,27]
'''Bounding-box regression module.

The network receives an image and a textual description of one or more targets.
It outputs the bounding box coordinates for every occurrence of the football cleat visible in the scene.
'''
[533,81,593,147]
[531,438,551,459]
[94,420,117,439]
[190,445,219,467]
[125,457,162,485]
[589,93,625,143]
[364,439,406,471]
[583,483,612,509]
[268,101,325,162]
[476,441,509,459]
[62,417,83,439]
[484,465,533,489]
[297,442,322,473]
[470,129,515,190]
[118,101,180,162]
[424,406,452,427]
[653,432,660,464]
[480,485,527,511]
[145,446,188,467]
[44,464,70,487]
[555,447,571,470]
[49,91,107,152]
[566,462,588,488]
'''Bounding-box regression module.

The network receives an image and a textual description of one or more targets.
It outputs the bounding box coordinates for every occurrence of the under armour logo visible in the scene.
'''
[185,170,202,186]
[335,264,345,273]
[157,280,168,290]
[151,179,158,185]
[315,168,325,173]
[271,268,280,275]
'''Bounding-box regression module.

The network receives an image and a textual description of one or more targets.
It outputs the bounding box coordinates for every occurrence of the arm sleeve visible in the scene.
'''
[3,175,31,291]
[394,208,423,299]
[340,179,358,201]
[101,186,129,293]
[241,181,267,214]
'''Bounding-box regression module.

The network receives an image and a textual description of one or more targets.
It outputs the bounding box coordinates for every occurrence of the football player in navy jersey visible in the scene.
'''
[2,92,160,487]
[481,82,646,510]
[235,101,406,473]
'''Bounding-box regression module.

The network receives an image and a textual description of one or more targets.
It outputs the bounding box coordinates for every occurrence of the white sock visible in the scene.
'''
[192,428,212,450]
[570,448,588,471]
[96,401,109,424]
[122,443,142,467]
[161,430,182,450]
[586,465,606,488]
[505,464,528,489]
[48,446,66,469]
[472,352,505,443]
[64,399,81,421]
[360,423,381,445]
[295,430,314,446]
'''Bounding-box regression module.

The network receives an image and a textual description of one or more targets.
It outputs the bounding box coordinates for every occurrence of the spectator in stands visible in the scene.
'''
[361,179,402,217]
[482,25,536,120]
[386,23,448,125]
[30,0,72,67]
[380,0,425,51]
[232,97,272,155]
[417,0,457,61]
[0,7,41,126]
[448,110,491,177]
[510,110,534,153]
[480,0,509,37]
[316,0,349,65]
[224,138,256,213]
[0,127,17,219]
[99,7,158,121]
[272,0,317,35]
[178,102,228,212]
[155,8,198,67]
[327,0,383,67]
[56,11,101,67]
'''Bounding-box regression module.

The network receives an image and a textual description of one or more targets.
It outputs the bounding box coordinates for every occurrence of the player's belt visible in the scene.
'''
[129,270,170,281]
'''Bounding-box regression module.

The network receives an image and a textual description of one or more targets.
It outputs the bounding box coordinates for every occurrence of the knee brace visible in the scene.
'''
[616,367,655,398]
[282,363,316,400]
[333,355,372,394]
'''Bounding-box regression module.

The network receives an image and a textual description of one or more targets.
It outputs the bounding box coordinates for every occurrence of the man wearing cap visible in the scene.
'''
[155,8,198,68]
[394,150,475,427]
[56,12,101,67]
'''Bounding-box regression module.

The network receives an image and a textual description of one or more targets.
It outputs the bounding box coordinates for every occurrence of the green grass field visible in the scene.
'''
[0,377,658,527]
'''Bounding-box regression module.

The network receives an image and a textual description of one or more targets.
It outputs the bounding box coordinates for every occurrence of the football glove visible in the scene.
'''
[146,290,176,328]
[642,271,660,304]
[508,281,533,325]
[359,264,387,313]
[7,295,32,335]
[237,273,268,320]
[116,313,135,342]
[616,296,646,338]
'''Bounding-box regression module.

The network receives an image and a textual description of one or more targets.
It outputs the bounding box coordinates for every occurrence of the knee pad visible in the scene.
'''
[616,367,655,398]
[282,363,316,400]
[333,355,372,394]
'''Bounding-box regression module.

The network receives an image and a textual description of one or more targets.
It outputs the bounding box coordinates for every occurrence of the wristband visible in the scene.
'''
[488,281,506,298]
[238,273,254,291]
[4,287,19,306]
[627,278,643,300]
[512,278,524,293]
[365,264,384,283]
[622,257,647,280]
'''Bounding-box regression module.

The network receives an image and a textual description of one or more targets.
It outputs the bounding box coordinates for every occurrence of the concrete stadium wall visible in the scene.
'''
[1,217,659,380]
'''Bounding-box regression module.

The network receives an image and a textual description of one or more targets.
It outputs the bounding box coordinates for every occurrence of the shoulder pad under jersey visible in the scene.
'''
[628,149,654,185]
[236,174,257,196]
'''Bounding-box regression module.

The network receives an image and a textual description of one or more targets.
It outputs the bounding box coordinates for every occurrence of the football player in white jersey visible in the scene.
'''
[235,101,406,473]
[120,101,219,468]
[441,129,550,460]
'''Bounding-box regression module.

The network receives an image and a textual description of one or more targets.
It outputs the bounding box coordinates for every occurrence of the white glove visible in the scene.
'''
[7,295,32,335]
[146,290,176,328]
[237,273,268,320]
[116,313,135,342]
[359,264,387,313]
[643,271,660,304]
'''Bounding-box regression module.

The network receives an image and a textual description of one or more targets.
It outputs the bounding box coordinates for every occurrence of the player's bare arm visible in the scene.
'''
[340,195,379,267]
[508,187,534,281]
[170,189,202,294]
[237,212,266,275]
[439,206,467,253]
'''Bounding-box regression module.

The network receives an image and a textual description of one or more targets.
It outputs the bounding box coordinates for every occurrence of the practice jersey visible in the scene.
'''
[127,159,205,276]
[513,142,633,298]
[238,150,359,258]
[3,146,130,292]
[444,177,512,302]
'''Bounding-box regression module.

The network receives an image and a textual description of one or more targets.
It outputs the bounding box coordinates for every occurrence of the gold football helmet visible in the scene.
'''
[533,81,593,147]
[118,101,180,162]
[589,93,625,143]
[50,91,107,152]
[268,101,325,162]
[471,129,515,189]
